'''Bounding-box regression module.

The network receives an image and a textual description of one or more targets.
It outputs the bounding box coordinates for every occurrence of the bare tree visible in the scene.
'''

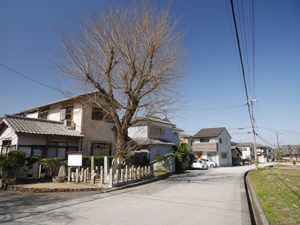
[54,2,186,168]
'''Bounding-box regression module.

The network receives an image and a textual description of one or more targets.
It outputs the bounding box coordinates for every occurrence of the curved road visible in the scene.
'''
[3,165,257,225]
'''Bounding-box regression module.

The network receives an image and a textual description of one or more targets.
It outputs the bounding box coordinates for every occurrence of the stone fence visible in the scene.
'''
[67,156,154,188]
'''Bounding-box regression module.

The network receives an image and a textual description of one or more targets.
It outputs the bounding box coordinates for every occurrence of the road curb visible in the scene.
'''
[5,173,172,193]
[245,170,270,225]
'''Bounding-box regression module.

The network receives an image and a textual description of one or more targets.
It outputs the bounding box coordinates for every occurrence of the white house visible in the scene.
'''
[191,127,232,167]
[0,93,116,159]
[128,116,183,161]
[235,142,254,160]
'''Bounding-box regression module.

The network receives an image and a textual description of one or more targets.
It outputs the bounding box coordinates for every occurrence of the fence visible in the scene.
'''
[67,156,154,188]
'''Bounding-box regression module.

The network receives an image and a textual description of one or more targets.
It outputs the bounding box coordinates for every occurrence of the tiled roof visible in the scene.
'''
[1,115,83,137]
[193,127,227,138]
[133,137,175,146]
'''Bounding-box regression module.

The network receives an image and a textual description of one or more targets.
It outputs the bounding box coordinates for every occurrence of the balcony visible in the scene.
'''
[192,142,218,152]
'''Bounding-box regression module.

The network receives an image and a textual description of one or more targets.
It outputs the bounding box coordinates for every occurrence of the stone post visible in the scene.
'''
[132,166,135,180]
[116,169,119,186]
[137,166,141,179]
[142,166,145,178]
[91,156,95,171]
[84,169,87,183]
[104,156,108,179]
[108,168,113,188]
[129,167,132,181]
[38,164,42,178]
[80,168,84,182]
[95,166,99,174]
[68,167,71,182]
[121,169,124,183]
[92,169,96,184]
[71,172,75,182]
[100,166,103,185]
[87,167,90,181]
[125,165,128,183]
[150,164,154,176]
[75,168,79,183]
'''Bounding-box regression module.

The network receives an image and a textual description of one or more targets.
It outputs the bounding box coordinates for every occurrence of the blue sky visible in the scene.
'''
[0,0,299,146]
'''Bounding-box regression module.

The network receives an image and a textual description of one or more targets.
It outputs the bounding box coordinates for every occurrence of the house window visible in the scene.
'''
[150,127,165,136]
[200,138,209,142]
[221,152,227,159]
[92,107,104,120]
[1,140,11,155]
[60,106,73,121]
[91,143,111,156]
[47,142,70,160]
[219,138,222,144]
[38,109,49,120]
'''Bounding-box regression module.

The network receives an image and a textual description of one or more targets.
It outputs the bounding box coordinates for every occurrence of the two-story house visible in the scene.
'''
[234,142,254,160]
[0,93,116,159]
[128,116,183,161]
[191,127,232,167]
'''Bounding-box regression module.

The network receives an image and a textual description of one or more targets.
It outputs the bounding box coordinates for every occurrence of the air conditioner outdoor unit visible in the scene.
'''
[64,120,76,129]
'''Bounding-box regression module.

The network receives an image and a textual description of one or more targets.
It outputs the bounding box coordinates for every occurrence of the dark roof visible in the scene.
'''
[1,115,83,137]
[193,127,230,138]
[281,145,300,153]
[133,137,175,146]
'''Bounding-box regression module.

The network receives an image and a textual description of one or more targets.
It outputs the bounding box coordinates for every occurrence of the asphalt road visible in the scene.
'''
[1,165,257,225]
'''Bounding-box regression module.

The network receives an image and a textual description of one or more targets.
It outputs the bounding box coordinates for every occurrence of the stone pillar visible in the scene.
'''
[108,168,113,188]
[129,167,132,181]
[38,164,42,178]
[75,168,79,183]
[121,169,124,183]
[150,164,154,176]
[99,166,103,184]
[125,165,128,183]
[116,169,119,186]
[68,167,71,182]
[95,166,99,174]
[80,168,84,182]
[87,167,90,181]
[104,156,108,179]
[91,156,95,171]
[84,169,87,183]
[137,166,141,179]
[92,169,96,184]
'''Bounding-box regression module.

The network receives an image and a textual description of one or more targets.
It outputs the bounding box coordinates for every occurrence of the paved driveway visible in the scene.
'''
[2,165,257,225]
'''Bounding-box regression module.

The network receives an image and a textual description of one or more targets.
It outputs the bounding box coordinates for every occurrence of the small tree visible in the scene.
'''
[288,145,293,161]
[41,158,62,178]
[274,146,283,161]
[0,150,26,179]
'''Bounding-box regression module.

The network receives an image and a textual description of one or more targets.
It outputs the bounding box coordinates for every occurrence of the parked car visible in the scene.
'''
[241,159,252,165]
[191,159,208,170]
[201,159,217,168]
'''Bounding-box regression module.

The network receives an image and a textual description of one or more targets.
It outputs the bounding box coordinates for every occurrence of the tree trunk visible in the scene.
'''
[111,133,128,173]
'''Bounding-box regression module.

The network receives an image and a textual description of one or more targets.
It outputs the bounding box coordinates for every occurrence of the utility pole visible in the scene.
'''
[247,98,258,164]
[276,130,279,147]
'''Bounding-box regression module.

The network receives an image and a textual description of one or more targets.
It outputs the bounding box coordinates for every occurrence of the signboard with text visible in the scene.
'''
[67,152,82,167]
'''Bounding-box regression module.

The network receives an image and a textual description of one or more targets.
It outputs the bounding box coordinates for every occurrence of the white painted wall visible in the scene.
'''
[217,129,232,166]
[149,145,173,161]
[128,126,148,138]
[26,111,38,118]
[0,126,18,146]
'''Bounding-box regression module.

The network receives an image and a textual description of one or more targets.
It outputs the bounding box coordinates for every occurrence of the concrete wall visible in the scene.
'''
[128,126,148,138]
[217,129,232,166]
[148,123,179,144]
[81,106,115,155]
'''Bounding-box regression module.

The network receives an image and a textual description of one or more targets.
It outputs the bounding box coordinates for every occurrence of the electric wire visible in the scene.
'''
[0,62,60,92]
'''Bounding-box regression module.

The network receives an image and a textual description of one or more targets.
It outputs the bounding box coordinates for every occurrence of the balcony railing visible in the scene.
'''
[192,142,218,152]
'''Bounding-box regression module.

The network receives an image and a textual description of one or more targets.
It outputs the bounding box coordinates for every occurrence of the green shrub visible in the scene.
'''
[126,152,149,167]
[41,158,62,178]
[0,150,26,179]
[26,156,39,167]
[165,143,190,172]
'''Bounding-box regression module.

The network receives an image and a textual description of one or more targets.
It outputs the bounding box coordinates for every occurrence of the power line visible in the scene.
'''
[0,62,60,92]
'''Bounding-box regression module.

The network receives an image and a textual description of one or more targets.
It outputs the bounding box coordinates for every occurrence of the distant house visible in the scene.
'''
[256,144,273,163]
[191,127,232,167]
[0,93,116,159]
[231,145,242,166]
[234,142,254,160]
[128,116,183,161]
[281,145,300,159]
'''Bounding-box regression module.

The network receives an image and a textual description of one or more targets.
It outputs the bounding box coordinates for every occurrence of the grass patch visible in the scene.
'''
[248,166,300,225]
